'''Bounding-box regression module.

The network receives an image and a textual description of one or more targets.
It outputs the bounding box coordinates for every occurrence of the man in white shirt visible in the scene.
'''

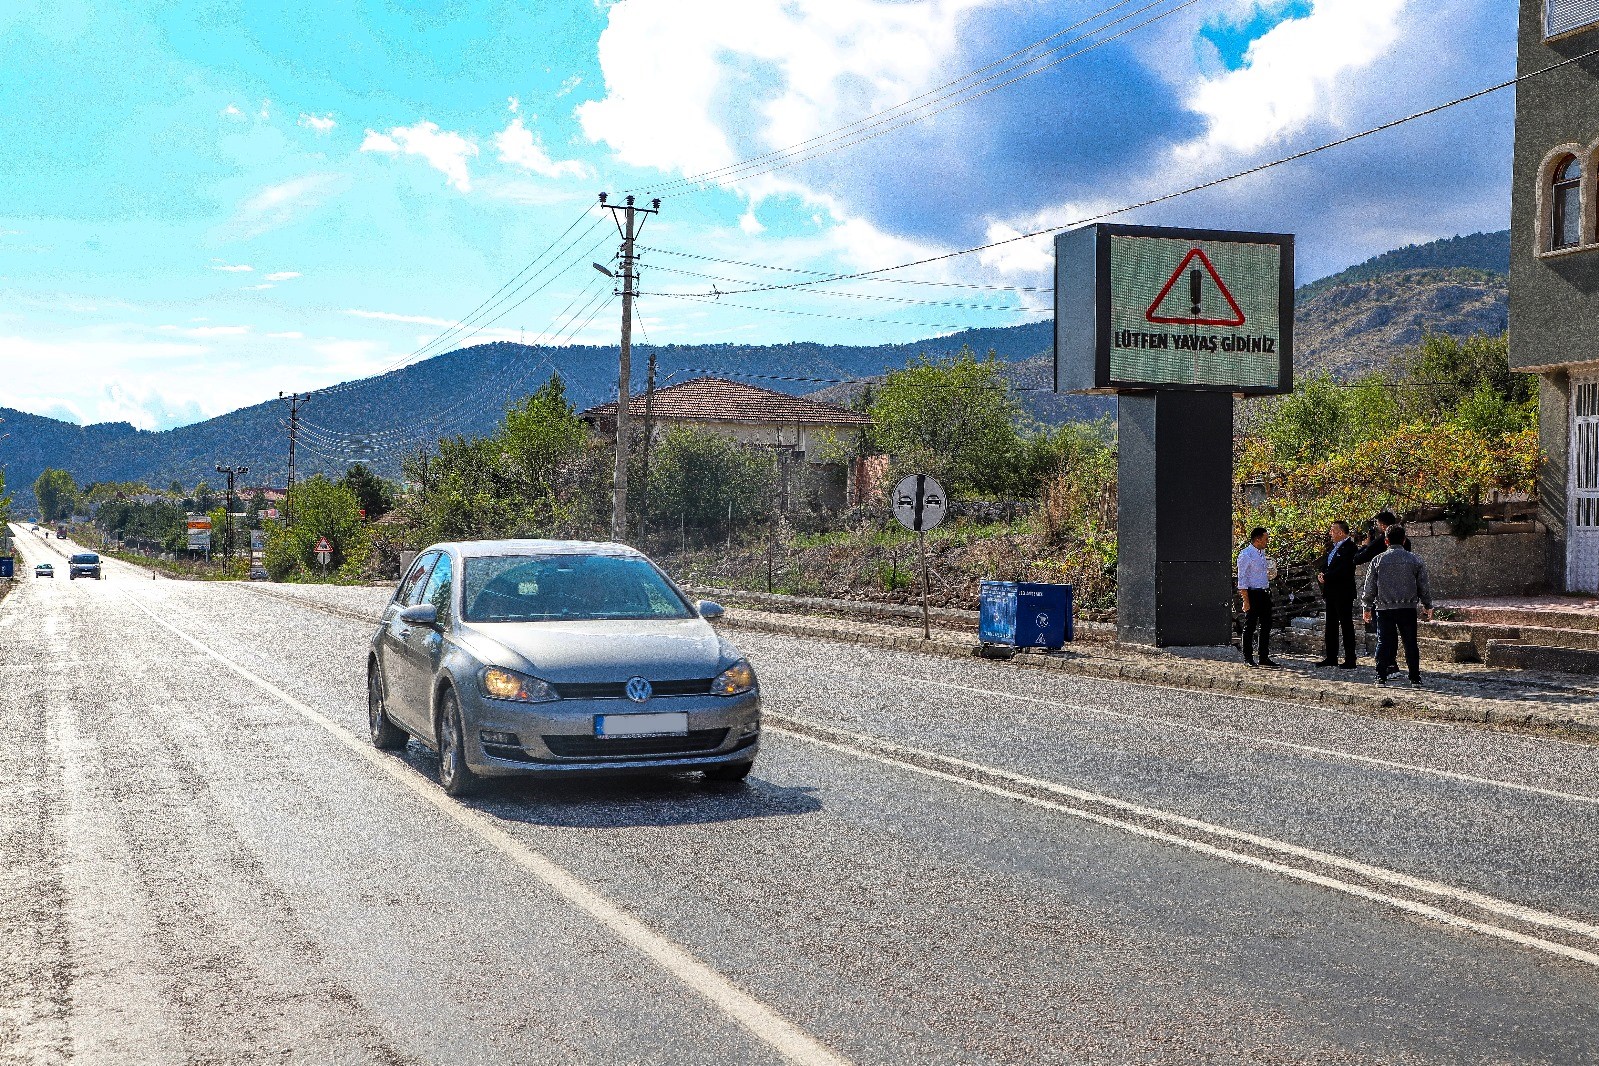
[1237,526,1275,667]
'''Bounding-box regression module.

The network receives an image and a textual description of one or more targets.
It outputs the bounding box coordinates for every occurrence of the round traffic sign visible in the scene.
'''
[892,473,947,533]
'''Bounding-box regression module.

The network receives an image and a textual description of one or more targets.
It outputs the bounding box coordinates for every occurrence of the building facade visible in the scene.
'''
[1511,0,1599,592]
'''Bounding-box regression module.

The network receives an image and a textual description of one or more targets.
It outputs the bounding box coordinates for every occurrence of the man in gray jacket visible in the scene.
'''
[1360,524,1434,686]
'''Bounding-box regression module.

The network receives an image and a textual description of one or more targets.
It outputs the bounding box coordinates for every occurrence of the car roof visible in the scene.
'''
[424,539,646,560]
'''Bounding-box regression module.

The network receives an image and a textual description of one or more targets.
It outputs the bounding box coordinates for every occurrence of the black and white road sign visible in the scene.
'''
[892,473,947,532]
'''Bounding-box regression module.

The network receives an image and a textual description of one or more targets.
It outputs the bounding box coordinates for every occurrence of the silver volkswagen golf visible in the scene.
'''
[367,540,760,795]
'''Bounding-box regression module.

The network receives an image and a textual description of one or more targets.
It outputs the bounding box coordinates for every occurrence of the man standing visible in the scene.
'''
[1354,509,1409,564]
[1316,520,1359,668]
[1237,527,1276,667]
[1361,524,1434,686]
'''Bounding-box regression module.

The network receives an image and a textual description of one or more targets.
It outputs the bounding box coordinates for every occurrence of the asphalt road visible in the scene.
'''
[4,524,1599,1065]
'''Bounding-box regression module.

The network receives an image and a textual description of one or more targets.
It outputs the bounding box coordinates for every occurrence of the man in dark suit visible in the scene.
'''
[1354,510,1408,565]
[1316,519,1359,668]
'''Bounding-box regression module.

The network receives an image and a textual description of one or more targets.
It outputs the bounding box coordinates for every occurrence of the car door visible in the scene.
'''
[380,551,436,728]
[389,551,454,736]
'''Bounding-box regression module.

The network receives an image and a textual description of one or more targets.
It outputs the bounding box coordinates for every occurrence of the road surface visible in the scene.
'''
[3,524,1598,1064]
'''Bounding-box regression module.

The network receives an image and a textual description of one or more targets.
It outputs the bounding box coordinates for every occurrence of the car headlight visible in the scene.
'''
[710,660,756,696]
[480,666,558,703]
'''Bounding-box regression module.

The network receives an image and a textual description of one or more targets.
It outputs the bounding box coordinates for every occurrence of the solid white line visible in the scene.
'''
[115,590,852,1066]
[769,718,1599,959]
[840,668,1599,807]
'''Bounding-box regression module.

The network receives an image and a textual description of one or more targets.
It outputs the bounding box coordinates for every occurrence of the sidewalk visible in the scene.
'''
[709,599,1599,741]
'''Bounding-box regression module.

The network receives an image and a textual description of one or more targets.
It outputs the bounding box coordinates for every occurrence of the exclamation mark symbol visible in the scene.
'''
[1189,268,1202,318]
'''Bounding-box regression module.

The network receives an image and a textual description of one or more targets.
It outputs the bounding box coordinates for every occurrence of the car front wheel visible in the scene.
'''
[436,688,480,797]
[368,664,408,751]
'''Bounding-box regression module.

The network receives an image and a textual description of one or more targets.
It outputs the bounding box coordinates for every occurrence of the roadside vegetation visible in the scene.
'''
[49,332,1533,613]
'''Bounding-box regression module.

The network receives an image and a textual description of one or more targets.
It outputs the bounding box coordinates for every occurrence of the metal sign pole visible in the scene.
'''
[917,529,930,640]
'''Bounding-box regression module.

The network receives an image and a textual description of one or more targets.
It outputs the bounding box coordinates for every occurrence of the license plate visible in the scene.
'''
[595,712,688,738]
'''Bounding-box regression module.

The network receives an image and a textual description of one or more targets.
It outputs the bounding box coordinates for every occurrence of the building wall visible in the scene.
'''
[1371,524,1552,599]
[1510,2,1599,373]
[1509,1,1599,590]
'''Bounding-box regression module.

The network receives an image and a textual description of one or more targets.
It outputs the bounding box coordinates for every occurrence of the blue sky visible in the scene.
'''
[0,0,1516,432]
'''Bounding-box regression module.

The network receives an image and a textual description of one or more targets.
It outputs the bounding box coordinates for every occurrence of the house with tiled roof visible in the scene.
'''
[581,377,877,508]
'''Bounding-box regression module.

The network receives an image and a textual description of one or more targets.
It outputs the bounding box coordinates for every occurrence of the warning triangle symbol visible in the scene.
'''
[1144,247,1246,327]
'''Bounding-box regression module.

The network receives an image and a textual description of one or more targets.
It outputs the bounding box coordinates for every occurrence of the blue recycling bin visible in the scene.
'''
[979,580,1072,655]
[0,557,12,579]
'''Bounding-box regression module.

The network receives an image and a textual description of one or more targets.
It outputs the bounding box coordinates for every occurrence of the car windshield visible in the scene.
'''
[70,554,99,564]
[462,554,693,623]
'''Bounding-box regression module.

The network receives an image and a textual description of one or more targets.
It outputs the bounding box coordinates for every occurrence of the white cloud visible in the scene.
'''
[1176,0,1407,165]
[493,118,591,180]
[344,308,459,327]
[229,173,343,237]
[298,112,336,133]
[578,0,987,181]
[361,120,479,192]
[265,271,301,281]
[507,95,520,112]
[266,331,304,339]
[160,324,252,336]
[556,75,582,98]
[258,99,271,121]
[244,283,275,290]
[221,103,244,119]
[211,262,253,272]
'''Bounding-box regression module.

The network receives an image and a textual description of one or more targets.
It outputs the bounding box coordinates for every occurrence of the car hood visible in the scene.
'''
[454,617,733,682]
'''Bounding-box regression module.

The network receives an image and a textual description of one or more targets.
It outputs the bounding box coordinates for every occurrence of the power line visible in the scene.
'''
[701,44,1599,298]
[648,264,1050,313]
[645,290,1012,332]
[637,246,1050,292]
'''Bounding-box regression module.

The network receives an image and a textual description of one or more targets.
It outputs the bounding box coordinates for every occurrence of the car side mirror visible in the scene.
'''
[697,600,725,620]
[398,603,439,627]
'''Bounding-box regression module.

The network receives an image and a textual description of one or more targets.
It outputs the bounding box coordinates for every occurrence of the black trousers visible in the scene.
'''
[1242,589,1272,661]
[1375,608,1421,681]
[1324,592,1357,663]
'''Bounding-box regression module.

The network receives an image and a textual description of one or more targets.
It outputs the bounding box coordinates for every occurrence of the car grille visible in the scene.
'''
[542,729,729,760]
[554,678,715,700]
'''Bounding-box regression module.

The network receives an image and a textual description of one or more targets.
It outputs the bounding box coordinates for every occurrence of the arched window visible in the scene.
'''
[1553,155,1583,249]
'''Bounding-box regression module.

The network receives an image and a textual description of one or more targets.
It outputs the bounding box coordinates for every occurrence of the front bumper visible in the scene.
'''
[69,567,100,579]
[458,685,762,776]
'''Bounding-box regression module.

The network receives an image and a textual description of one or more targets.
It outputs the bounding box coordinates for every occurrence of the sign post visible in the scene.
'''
[315,536,332,577]
[892,473,947,639]
[1055,223,1294,647]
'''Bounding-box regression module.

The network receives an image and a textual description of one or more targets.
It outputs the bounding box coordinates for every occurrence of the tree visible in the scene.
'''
[0,469,11,529]
[867,348,1020,496]
[33,468,78,522]
[340,463,394,521]
[263,475,370,580]
[648,427,776,536]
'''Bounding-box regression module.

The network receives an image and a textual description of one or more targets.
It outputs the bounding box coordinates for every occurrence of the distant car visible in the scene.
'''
[68,553,102,580]
[34,562,53,578]
[366,539,759,795]
[248,567,271,581]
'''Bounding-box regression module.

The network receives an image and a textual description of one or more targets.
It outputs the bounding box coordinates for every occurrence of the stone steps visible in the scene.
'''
[1484,640,1599,675]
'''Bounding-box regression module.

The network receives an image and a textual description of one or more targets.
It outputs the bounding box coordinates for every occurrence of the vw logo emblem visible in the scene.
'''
[625,676,653,703]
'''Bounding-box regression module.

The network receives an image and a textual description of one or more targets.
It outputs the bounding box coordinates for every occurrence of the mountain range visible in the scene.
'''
[0,230,1510,508]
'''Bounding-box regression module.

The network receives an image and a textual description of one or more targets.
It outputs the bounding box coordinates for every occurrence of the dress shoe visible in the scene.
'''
[1313,659,1338,667]
[1338,661,1357,669]
[1259,658,1280,668]
[1243,655,1257,667]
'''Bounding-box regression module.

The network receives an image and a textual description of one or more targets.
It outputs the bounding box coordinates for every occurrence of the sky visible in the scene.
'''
[0,0,1518,433]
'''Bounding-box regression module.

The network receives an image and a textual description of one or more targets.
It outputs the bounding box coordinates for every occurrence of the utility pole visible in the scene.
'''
[280,392,308,526]
[597,192,660,543]
[215,464,247,559]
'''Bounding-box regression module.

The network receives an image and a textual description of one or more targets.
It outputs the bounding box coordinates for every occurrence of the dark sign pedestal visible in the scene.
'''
[1116,391,1235,647]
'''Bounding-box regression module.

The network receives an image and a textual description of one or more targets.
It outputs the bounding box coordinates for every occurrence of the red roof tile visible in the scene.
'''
[582,376,870,427]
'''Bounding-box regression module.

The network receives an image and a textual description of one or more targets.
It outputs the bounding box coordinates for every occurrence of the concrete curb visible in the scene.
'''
[715,608,1599,741]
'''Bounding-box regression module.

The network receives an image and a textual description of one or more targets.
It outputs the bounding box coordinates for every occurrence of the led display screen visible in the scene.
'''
[1054,224,1294,395]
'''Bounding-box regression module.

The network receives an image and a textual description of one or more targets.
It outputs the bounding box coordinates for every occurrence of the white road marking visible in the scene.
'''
[853,670,1599,807]
[769,717,1599,967]
[115,590,852,1066]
